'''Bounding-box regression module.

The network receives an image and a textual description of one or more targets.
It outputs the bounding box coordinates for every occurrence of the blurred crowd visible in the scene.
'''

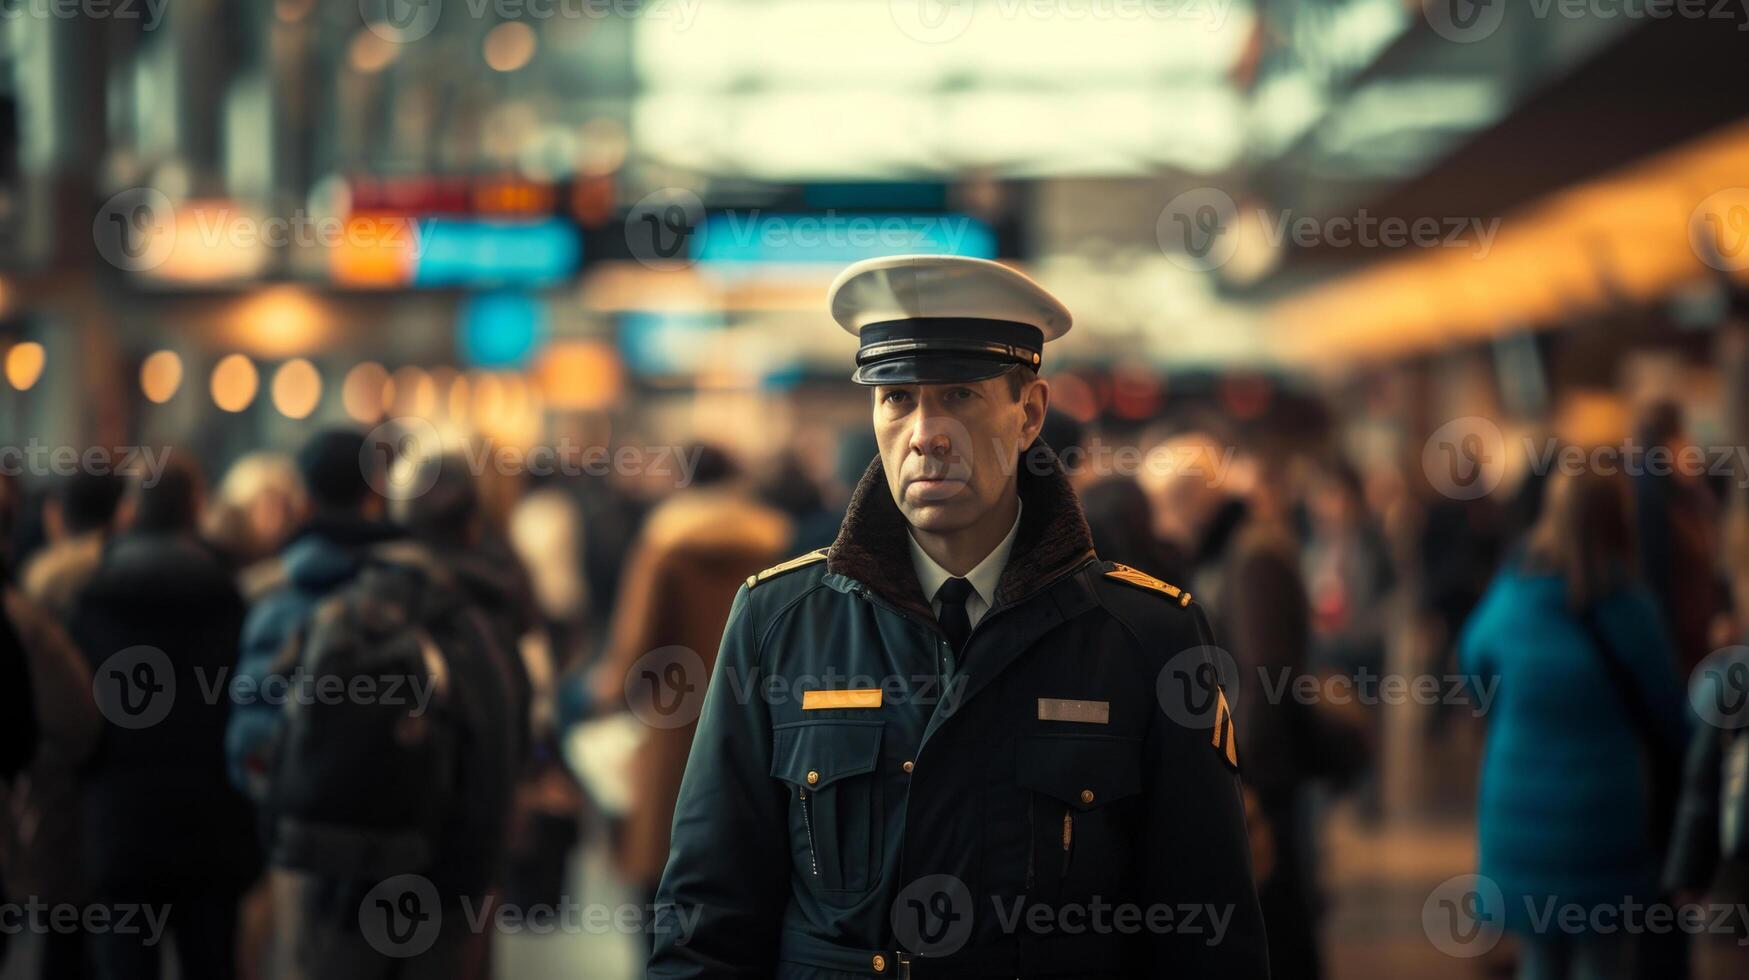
[0,391,1747,980]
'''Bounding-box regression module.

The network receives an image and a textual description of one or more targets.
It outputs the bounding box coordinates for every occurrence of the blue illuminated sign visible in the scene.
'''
[690,212,996,265]
[415,218,581,287]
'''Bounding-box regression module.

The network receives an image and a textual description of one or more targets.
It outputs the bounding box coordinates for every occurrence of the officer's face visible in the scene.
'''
[873,374,1049,533]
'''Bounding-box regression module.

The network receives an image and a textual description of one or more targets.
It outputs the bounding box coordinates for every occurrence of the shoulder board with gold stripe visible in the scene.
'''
[746,548,830,589]
[1102,562,1192,607]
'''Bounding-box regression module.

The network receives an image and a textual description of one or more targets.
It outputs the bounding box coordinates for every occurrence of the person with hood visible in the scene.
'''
[226,429,398,799]
[71,456,262,980]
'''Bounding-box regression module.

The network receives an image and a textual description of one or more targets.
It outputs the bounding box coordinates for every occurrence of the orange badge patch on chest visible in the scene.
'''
[802,688,884,710]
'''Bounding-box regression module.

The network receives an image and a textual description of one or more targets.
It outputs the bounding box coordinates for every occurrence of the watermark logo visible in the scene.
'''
[360,874,443,958]
[1423,873,1505,957]
[1422,416,1506,500]
[890,0,978,43]
[1691,647,1749,731]
[93,646,175,730]
[362,417,444,501]
[1691,188,1749,273]
[1157,187,1239,273]
[1155,644,1241,730]
[93,188,176,273]
[625,645,709,729]
[891,874,975,957]
[1423,0,1507,43]
[364,0,443,43]
[626,188,706,269]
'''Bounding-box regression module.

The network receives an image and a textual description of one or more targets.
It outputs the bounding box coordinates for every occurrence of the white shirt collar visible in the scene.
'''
[907,500,1023,627]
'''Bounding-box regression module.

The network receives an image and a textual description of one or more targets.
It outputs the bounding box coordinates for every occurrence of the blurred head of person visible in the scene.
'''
[872,367,1049,545]
[689,444,739,490]
[1035,407,1087,484]
[390,453,480,549]
[1524,461,1637,608]
[296,428,384,522]
[1634,399,1691,461]
[1082,475,1163,568]
[1144,430,1245,550]
[123,454,205,534]
[203,451,307,562]
[44,470,125,542]
[756,452,824,520]
[1307,460,1367,535]
[831,429,881,501]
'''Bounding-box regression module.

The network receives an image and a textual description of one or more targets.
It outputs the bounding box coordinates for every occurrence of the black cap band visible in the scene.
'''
[854,317,1044,380]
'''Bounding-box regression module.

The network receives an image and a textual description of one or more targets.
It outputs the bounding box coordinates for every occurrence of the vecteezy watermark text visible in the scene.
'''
[1422,416,1749,500]
[0,441,170,486]
[0,898,171,945]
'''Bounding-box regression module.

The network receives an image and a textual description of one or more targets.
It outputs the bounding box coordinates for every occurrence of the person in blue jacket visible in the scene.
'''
[225,429,397,798]
[648,256,1268,979]
[1460,465,1689,980]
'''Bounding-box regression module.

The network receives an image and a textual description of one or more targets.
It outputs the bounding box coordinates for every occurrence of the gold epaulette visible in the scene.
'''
[1103,562,1192,607]
[746,548,830,589]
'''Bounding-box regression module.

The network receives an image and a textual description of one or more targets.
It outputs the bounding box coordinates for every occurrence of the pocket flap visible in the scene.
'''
[771,720,883,791]
[1017,734,1143,810]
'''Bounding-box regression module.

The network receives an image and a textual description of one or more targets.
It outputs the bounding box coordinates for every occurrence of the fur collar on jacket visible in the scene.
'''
[827,442,1096,619]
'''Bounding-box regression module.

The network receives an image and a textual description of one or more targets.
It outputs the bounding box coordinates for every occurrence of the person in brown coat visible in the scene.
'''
[589,460,793,911]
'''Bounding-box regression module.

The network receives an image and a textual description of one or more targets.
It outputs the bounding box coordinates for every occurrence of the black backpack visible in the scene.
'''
[262,548,473,881]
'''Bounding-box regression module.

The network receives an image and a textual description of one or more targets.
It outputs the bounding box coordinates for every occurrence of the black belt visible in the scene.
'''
[777,928,1126,978]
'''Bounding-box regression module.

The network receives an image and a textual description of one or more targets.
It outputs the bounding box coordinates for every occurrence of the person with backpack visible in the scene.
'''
[227,429,399,800]
[262,452,519,980]
[1459,465,1689,980]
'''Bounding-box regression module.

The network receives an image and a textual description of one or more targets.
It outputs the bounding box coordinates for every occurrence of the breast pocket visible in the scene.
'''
[1016,734,1144,897]
[772,719,885,896]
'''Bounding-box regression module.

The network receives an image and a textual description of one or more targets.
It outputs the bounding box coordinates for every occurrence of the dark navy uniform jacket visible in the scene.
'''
[649,448,1269,979]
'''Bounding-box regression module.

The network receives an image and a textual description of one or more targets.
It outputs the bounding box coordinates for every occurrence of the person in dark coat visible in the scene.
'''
[225,429,398,798]
[1152,433,1367,980]
[649,256,1266,979]
[70,457,262,980]
[1,471,102,980]
[1630,401,1721,680]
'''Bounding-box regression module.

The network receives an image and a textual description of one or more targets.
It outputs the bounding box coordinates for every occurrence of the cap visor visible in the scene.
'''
[852,357,1020,386]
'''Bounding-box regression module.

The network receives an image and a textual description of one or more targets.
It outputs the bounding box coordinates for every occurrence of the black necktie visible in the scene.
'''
[935,577,975,655]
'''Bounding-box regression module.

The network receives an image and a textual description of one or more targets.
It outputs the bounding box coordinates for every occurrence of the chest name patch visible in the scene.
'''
[1037,698,1110,724]
[802,689,883,710]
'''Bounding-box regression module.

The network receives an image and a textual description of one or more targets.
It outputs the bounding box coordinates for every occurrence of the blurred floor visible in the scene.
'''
[1323,805,1489,980]
[494,841,643,980]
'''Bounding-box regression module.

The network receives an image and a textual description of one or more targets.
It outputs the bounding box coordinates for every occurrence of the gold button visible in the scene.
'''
[806,770,820,786]
[871,953,887,972]
[902,760,914,773]
[1080,789,1094,804]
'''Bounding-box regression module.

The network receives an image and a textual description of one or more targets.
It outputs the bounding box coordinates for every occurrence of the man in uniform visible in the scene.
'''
[648,255,1268,978]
